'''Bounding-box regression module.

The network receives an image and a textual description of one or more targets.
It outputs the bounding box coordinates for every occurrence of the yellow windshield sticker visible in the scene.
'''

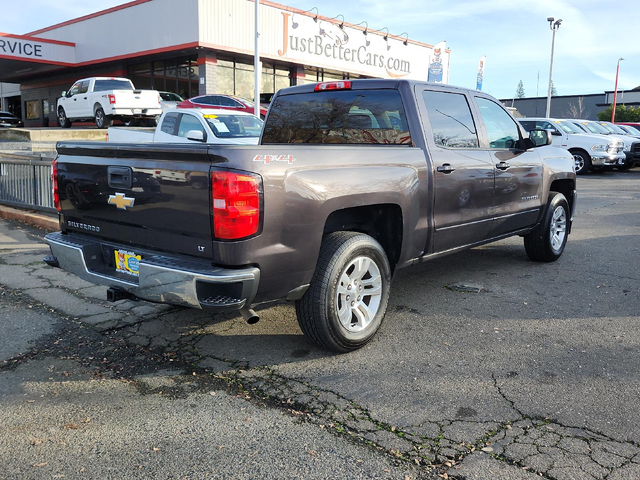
[203,114,218,119]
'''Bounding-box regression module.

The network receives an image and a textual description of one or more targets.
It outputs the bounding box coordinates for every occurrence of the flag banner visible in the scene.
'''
[476,55,486,91]
[428,41,446,83]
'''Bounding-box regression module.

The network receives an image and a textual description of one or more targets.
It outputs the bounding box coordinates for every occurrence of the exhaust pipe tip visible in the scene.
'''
[240,307,260,324]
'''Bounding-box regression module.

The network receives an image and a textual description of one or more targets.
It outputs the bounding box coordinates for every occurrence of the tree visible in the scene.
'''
[551,82,557,97]
[597,105,640,122]
[516,80,525,98]
[566,97,589,119]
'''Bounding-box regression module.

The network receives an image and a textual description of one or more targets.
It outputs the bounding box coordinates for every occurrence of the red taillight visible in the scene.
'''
[108,94,116,104]
[212,170,261,240]
[52,158,61,212]
[314,81,352,92]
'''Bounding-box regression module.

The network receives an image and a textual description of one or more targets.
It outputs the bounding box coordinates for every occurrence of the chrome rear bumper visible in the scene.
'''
[44,232,259,311]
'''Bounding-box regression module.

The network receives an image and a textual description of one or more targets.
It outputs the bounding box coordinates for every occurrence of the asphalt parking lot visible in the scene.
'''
[1,168,639,479]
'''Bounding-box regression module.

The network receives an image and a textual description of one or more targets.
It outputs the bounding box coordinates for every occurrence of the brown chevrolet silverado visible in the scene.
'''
[44,79,576,352]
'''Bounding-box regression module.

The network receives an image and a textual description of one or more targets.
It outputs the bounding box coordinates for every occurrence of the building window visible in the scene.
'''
[216,57,291,101]
[302,67,359,85]
[128,56,198,98]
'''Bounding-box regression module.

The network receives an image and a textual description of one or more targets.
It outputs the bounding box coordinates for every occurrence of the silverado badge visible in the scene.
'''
[108,192,135,210]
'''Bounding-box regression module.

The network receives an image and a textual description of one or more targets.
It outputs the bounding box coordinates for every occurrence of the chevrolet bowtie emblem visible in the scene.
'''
[108,192,135,210]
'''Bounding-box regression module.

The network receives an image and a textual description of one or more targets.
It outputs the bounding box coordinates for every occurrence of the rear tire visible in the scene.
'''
[524,192,569,262]
[58,108,71,128]
[570,149,591,175]
[95,107,112,129]
[295,232,391,353]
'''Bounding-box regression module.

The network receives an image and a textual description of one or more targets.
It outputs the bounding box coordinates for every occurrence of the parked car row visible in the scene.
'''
[54,75,269,128]
[518,117,640,175]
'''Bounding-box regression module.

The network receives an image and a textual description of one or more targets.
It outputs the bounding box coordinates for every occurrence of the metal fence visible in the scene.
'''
[0,153,56,213]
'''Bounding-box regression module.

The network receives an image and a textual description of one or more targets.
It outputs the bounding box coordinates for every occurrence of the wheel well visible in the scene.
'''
[323,204,403,271]
[93,103,103,115]
[550,179,575,212]
[568,148,589,158]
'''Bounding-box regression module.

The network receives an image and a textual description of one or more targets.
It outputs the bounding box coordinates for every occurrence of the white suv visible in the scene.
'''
[518,118,625,175]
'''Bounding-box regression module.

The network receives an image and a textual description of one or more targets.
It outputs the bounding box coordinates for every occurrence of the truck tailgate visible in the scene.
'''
[56,142,213,259]
[111,89,160,110]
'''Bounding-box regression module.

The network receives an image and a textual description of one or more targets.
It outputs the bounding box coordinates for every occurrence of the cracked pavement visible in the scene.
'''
[1,169,639,479]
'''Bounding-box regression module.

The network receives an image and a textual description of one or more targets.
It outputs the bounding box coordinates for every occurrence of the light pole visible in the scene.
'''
[611,57,624,122]
[254,0,261,117]
[545,17,562,118]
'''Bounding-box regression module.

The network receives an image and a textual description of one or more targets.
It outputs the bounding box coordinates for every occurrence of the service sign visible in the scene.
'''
[275,11,444,81]
[0,34,76,65]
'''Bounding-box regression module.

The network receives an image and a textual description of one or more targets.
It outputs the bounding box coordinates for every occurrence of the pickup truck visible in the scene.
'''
[517,117,626,174]
[57,77,162,129]
[107,109,263,145]
[43,79,577,352]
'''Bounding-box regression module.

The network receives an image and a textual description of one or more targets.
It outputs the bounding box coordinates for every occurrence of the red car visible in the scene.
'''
[177,94,267,118]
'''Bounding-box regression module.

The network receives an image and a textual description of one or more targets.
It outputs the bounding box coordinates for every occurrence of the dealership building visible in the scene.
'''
[0,0,450,127]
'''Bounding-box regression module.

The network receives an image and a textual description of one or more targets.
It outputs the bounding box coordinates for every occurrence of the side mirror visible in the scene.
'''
[186,130,205,142]
[61,91,67,97]
[529,129,553,147]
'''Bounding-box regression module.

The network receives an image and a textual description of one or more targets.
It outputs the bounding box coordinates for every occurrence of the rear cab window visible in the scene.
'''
[160,112,179,135]
[262,89,412,145]
[94,79,134,92]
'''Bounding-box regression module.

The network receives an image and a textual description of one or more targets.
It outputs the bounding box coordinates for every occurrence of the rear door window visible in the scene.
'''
[262,89,411,145]
[422,90,479,148]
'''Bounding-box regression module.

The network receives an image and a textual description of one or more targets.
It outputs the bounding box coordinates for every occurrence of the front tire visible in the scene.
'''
[58,108,72,128]
[295,232,391,353]
[524,192,569,262]
[95,107,112,129]
[570,149,591,175]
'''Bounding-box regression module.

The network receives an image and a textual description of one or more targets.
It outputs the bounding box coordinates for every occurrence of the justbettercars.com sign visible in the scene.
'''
[275,12,436,81]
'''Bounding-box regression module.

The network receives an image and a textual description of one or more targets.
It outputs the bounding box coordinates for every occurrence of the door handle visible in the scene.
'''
[83,97,87,100]
[73,98,77,101]
[437,164,456,174]
[496,162,511,170]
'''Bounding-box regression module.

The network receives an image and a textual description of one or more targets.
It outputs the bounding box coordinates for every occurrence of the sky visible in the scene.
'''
[1,0,637,100]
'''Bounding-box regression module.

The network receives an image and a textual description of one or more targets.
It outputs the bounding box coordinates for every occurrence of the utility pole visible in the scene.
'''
[611,57,624,122]
[254,0,261,117]
[545,17,562,118]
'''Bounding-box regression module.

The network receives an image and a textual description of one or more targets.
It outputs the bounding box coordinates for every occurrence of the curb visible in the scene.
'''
[0,205,59,232]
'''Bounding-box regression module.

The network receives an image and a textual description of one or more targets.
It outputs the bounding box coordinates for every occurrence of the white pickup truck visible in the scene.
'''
[57,77,162,129]
[518,117,625,175]
[107,108,263,145]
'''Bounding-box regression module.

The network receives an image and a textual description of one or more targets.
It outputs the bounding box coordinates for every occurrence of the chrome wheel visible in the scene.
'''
[335,256,382,333]
[573,153,585,173]
[95,109,104,127]
[550,205,567,253]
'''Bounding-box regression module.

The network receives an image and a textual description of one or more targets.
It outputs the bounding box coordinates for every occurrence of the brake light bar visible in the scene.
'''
[52,158,61,212]
[108,94,116,104]
[314,81,352,92]
[211,170,262,240]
